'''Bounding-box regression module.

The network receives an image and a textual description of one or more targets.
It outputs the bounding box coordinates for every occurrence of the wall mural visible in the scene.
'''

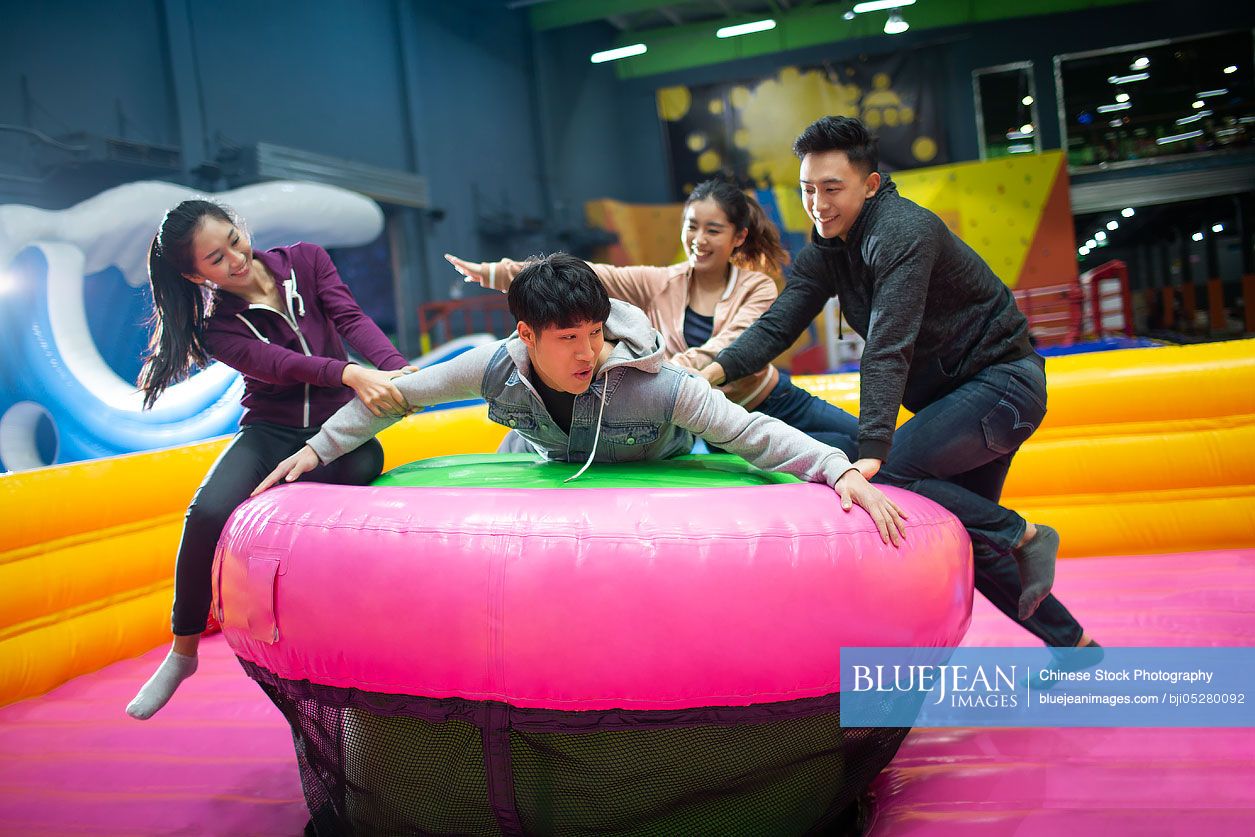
[657,48,950,200]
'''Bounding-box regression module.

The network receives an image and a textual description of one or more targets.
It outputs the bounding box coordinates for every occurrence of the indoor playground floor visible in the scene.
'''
[2,549,1253,836]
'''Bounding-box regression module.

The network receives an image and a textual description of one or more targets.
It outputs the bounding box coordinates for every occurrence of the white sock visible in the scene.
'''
[126,650,198,720]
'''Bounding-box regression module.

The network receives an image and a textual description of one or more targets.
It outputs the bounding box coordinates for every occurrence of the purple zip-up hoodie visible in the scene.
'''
[202,242,407,429]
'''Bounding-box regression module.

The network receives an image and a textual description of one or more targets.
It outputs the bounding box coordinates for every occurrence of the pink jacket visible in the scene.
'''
[491,259,779,409]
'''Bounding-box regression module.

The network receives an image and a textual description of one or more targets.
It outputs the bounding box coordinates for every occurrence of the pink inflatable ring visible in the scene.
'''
[216,454,972,835]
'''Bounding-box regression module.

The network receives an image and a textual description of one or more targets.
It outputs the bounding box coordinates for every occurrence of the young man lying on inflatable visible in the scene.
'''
[255,252,906,544]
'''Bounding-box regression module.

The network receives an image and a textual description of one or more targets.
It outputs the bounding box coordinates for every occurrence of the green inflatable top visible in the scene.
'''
[373,453,802,489]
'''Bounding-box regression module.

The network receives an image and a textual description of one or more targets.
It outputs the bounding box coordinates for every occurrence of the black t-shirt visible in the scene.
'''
[683,307,714,349]
[530,372,576,435]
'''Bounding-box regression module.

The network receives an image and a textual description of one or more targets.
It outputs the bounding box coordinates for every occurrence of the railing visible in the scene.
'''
[417,295,512,354]
[1079,259,1134,339]
[419,265,1133,362]
[1013,260,1132,348]
[1013,282,1084,347]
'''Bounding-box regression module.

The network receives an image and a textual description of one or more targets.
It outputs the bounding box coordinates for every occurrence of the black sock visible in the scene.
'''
[1014,524,1058,620]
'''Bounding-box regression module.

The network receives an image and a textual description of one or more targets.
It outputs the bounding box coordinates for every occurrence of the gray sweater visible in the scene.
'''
[715,175,1034,461]
[307,299,856,487]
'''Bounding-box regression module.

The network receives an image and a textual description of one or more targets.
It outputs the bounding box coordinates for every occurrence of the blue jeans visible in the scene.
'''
[756,371,859,460]
[874,355,1084,648]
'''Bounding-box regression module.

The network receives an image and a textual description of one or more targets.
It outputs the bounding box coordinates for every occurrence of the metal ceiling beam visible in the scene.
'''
[596,0,1147,79]
[528,0,705,31]
[1071,160,1255,214]
[659,6,686,25]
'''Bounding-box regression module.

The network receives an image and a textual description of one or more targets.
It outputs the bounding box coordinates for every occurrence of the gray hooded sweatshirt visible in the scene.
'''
[307,299,855,486]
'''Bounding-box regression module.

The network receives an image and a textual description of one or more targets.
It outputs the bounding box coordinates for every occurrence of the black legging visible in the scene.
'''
[171,421,384,636]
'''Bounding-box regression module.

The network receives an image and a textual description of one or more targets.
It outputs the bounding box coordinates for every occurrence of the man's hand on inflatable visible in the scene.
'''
[253,445,320,496]
[835,468,907,547]
[853,457,881,479]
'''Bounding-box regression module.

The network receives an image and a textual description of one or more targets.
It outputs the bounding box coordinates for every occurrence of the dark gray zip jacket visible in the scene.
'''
[715,175,1035,461]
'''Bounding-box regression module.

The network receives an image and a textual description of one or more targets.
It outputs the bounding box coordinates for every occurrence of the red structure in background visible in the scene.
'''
[418,295,512,354]
[1014,259,1132,347]
[789,344,828,375]
[1079,259,1135,339]
[1013,281,1084,348]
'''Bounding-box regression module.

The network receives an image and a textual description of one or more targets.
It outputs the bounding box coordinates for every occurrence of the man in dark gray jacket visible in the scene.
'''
[703,116,1095,652]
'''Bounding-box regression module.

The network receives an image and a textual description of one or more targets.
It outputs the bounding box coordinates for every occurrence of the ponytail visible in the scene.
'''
[735,196,790,276]
[136,200,233,409]
[686,178,790,276]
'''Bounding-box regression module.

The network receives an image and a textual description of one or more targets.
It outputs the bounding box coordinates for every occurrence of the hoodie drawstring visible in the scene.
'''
[564,377,608,484]
[287,270,307,318]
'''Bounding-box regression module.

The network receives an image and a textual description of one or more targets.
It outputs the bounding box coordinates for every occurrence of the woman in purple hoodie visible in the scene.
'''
[126,199,411,719]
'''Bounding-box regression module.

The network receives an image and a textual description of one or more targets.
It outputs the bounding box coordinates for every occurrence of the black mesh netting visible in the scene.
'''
[242,659,909,837]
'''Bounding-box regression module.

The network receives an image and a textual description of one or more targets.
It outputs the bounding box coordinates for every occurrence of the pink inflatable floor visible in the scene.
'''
[0,635,307,835]
[1,549,1252,836]
[868,548,1255,836]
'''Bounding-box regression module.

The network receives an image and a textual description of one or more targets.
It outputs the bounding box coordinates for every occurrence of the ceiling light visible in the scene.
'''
[1223,65,1238,74]
[1196,88,1229,98]
[853,0,915,12]
[1086,239,1097,249]
[1022,95,1034,106]
[1121,207,1135,217]
[1020,123,1034,134]
[1106,221,1119,231]
[590,43,646,63]
[1192,100,1205,109]
[1115,92,1130,103]
[1007,143,1034,154]
[1156,129,1203,145]
[1212,223,1224,233]
[1108,73,1150,84]
[1097,103,1132,113]
[1176,110,1211,125]
[1192,232,1204,242]
[716,19,776,38]
[1094,231,1107,242]
[844,10,856,20]
[1131,56,1150,70]
[883,12,909,34]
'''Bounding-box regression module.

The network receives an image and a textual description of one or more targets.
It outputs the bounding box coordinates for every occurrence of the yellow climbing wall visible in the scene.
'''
[767,151,1076,290]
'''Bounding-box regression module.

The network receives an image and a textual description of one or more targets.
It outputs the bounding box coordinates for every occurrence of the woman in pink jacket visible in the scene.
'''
[126,199,411,719]
[445,179,858,457]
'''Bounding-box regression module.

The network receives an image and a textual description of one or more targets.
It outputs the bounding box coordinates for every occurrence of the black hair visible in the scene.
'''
[507,252,611,332]
[136,199,235,409]
[792,116,879,175]
[686,179,790,275]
